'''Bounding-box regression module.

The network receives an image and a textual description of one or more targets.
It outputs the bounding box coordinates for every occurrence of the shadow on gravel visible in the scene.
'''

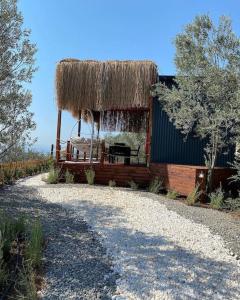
[0,186,117,300]
[70,199,240,300]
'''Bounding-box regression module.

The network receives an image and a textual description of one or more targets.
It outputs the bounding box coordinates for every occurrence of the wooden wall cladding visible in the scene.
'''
[58,162,236,198]
[60,163,151,187]
[150,163,197,195]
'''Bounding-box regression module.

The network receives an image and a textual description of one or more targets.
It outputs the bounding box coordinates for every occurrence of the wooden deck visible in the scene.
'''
[58,161,151,187]
[57,161,236,200]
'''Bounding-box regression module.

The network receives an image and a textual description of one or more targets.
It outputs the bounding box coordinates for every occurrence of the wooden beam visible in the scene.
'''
[66,141,71,161]
[56,110,62,162]
[50,144,54,157]
[146,74,157,166]
[76,111,81,160]
[106,107,149,112]
[145,97,153,166]
[100,140,105,165]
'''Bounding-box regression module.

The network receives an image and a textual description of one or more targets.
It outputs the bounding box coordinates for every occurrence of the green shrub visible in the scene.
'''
[85,168,95,185]
[16,262,38,300]
[65,169,74,184]
[0,159,51,187]
[45,168,59,184]
[223,197,240,211]
[14,216,27,236]
[0,213,16,258]
[166,189,179,200]
[0,231,8,289]
[26,219,43,269]
[3,168,15,185]
[0,169,4,186]
[26,166,34,176]
[128,180,138,190]
[0,212,43,299]
[148,177,163,194]
[47,157,55,170]
[209,185,225,209]
[109,180,116,187]
[186,183,202,206]
[17,168,27,179]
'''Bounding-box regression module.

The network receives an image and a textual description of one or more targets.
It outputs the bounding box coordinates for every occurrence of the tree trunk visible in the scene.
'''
[206,133,219,193]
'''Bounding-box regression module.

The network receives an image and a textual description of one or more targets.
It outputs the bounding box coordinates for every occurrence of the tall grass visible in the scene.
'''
[0,213,44,299]
[16,263,37,300]
[128,180,138,190]
[209,184,224,209]
[45,168,60,184]
[85,168,95,185]
[65,169,74,184]
[26,220,43,269]
[109,180,116,187]
[186,183,202,206]
[166,190,179,200]
[148,177,163,194]
[0,230,8,290]
[0,159,51,185]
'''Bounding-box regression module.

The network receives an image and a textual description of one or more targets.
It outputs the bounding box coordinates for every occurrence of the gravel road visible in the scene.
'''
[18,174,240,300]
[0,179,117,300]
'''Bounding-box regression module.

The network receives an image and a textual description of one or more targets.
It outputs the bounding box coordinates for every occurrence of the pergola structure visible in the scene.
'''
[55,59,158,165]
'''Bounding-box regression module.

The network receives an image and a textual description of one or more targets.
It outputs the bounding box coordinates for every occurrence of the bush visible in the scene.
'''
[16,262,37,300]
[0,231,8,289]
[166,189,179,200]
[15,168,25,179]
[128,180,138,190]
[0,212,43,299]
[209,185,225,209]
[45,168,59,184]
[3,168,15,185]
[65,169,74,184]
[223,197,240,211]
[186,184,202,206]
[0,170,4,187]
[148,177,163,194]
[109,180,116,187]
[85,168,95,185]
[0,159,51,187]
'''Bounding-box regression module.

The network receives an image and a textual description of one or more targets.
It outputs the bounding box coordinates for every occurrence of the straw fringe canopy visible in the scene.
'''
[56,59,158,117]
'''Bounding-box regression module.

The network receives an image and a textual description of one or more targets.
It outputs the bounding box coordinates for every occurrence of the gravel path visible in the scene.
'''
[0,179,117,299]
[19,175,240,300]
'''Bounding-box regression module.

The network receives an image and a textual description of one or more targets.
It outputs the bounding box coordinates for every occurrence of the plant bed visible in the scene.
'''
[0,213,44,299]
[0,159,52,187]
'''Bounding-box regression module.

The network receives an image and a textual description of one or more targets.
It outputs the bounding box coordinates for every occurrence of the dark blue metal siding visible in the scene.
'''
[151,99,235,167]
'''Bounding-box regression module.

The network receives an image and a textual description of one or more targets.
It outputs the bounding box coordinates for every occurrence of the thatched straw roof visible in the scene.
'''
[56,59,158,118]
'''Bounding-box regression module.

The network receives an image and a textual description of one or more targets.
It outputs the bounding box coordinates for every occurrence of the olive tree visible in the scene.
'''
[0,0,37,161]
[152,15,240,190]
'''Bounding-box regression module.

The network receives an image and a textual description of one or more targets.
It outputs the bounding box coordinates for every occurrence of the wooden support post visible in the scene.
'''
[56,110,62,162]
[146,74,157,166]
[100,140,105,165]
[50,144,54,157]
[96,125,100,161]
[70,144,73,161]
[145,104,152,166]
[66,141,71,161]
[72,146,75,160]
[76,111,81,160]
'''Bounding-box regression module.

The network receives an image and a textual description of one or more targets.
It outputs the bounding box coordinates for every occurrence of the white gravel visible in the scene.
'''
[20,175,240,300]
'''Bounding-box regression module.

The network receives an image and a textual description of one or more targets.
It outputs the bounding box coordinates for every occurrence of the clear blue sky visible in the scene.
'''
[19,0,240,152]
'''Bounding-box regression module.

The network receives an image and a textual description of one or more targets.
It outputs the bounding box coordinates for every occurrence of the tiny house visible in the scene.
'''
[55,59,234,197]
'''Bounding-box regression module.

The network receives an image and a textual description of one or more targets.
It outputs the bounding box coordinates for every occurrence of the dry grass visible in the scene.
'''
[56,59,158,117]
[0,159,51,185]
